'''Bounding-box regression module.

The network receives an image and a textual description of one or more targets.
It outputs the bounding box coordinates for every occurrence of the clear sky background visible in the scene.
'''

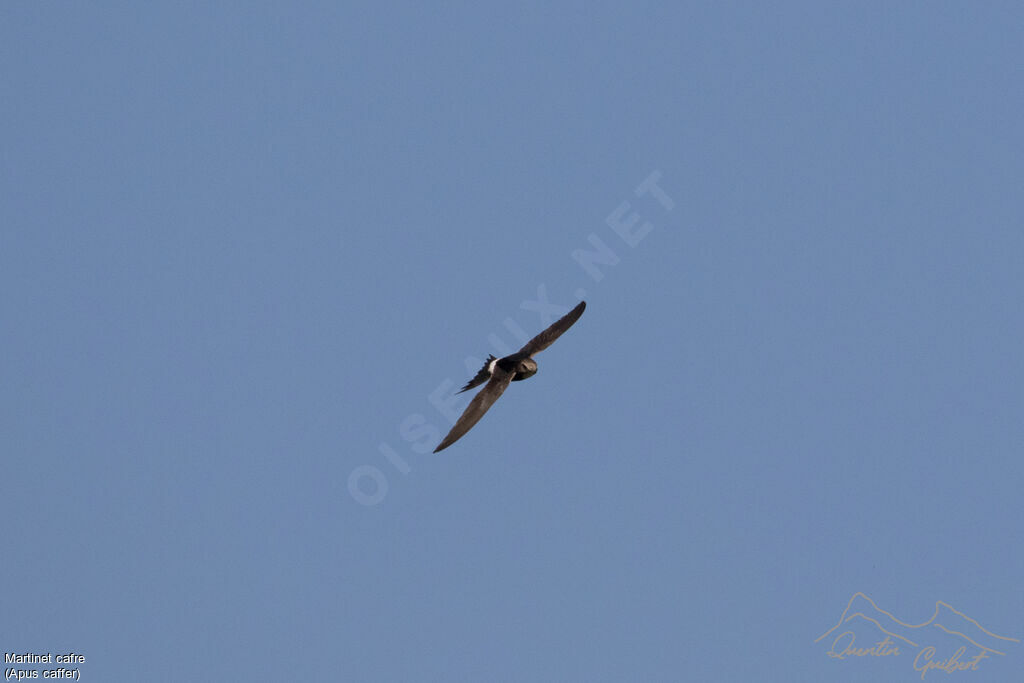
[2,3,1022,682]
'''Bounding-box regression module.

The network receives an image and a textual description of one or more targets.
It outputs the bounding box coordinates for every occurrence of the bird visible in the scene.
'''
[433,300,587,452]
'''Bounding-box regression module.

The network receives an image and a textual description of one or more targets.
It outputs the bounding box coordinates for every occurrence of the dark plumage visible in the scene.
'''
[434,301,586,452]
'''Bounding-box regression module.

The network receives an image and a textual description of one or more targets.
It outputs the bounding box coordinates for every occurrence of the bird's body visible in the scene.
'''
[458,355,536,394]
[433,301,586,452]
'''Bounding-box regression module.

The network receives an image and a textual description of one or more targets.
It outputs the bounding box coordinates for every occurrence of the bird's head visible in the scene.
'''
[514,358,538,380]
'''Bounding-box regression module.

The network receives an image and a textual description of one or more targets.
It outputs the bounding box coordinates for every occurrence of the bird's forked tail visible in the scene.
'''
[458,354,497,393]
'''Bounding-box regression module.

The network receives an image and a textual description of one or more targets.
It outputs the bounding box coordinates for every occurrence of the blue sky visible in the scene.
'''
[2,2,1022,681]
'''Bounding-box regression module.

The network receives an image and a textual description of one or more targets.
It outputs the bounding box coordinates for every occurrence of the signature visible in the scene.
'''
[816,592,1018,678]
[914,647,990,679]
[827,632,900,659]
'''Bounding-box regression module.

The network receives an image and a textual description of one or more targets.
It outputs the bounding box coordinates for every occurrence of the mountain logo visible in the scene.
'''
[815,592,1019,678]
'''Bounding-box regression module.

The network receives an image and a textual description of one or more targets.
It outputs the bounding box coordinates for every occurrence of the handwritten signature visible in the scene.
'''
[827,632,900,659]
[817,593,1018,678]
[914,647,990,680]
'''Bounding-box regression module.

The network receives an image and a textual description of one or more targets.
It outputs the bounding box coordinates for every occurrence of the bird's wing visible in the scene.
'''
[434,368,516,452]
[515,300,586,358]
